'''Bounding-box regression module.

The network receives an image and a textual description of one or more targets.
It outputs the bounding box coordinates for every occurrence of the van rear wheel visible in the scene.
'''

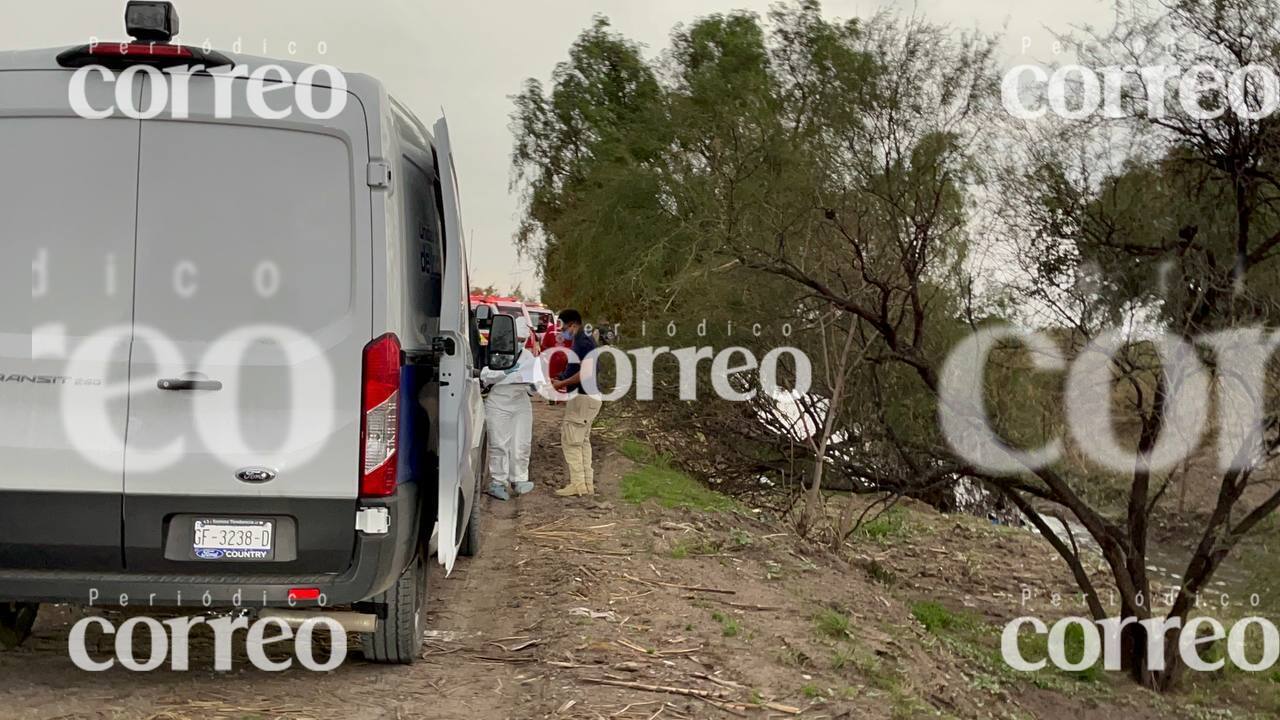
[460,443,486,558]
[0,602,38,649]
[360,552,427,664]
[459,490,482,557]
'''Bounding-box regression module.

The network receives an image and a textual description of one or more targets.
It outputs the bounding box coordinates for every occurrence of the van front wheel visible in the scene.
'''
[360,552,427,664]
[0,602,38,649]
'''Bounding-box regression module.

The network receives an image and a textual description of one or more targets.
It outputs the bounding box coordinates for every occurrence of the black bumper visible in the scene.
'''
[0,487,423,608]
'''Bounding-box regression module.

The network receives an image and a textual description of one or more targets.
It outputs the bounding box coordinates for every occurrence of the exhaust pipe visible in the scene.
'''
[258,609,378,634]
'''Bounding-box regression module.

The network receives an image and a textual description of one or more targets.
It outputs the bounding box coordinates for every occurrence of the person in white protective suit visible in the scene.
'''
[481,317,539,500]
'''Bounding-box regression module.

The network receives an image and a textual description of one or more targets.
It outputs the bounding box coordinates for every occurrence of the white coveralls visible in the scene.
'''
[481,349,536,493]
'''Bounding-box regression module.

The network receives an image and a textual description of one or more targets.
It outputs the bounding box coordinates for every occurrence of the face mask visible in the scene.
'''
[562,329,574,341]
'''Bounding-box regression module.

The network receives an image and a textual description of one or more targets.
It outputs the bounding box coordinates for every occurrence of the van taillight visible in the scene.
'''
[360,333,402,498]
[56,42,232,70]
[93,43,193,58]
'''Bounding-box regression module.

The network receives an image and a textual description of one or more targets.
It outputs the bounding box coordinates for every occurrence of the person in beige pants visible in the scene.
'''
[560,393,603,495]
[549,309,602,497]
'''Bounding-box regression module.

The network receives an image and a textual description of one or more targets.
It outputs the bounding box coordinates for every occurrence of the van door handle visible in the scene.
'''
[157,378,223,392]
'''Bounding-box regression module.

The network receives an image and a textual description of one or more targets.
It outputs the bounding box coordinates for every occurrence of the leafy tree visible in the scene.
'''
[511,0,1280,690]
[511,16,669,314]
[993,0,1280,689]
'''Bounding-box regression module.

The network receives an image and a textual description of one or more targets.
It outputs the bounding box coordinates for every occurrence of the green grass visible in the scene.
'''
[858,506,909,541]
[814,608,851,640]
[621,464,737,512]
[910,601,975,635]
[670,537,723,559]
[801,683,822,698]
[711,611,741,637]
[1014,622,1103,683]
[618,437,738,512]
[618,437,662,464]
[927,606,1104,689]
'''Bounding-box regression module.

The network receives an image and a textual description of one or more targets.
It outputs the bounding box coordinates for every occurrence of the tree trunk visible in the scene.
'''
[802,324,859,535]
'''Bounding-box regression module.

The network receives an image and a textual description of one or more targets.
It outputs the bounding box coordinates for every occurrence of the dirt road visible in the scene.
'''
[0,404,1218,720]
[1,404,796,720]
[3,405,545,719]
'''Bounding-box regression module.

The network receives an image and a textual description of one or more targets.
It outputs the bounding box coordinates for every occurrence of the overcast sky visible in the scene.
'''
[3,0,1112,296]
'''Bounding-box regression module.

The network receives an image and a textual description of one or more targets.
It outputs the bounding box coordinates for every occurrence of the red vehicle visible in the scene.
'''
[526,304,555,337]
[470,295,541,352]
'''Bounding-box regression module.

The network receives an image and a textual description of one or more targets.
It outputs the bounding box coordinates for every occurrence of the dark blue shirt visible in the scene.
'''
[558,330,597,394]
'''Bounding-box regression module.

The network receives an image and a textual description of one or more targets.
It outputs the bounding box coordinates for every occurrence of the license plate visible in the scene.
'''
[192,518,274,560]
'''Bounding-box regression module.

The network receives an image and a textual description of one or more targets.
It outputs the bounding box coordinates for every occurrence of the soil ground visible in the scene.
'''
[1,404,1276,719]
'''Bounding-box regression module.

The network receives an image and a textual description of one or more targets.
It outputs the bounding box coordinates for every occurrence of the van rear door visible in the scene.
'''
[120,73,372,573]
[432,117,484,574]
[0,70,141,571]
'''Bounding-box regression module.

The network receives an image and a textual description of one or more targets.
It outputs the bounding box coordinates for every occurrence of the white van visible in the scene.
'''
[0,2,518,664]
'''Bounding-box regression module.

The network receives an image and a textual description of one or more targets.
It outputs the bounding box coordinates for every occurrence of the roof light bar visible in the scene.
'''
[125,1,180,43]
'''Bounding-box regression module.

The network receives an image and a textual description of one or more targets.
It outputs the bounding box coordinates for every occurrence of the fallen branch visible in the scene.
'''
[536,543,633,557]
[543,660,595,669]
[686,673,800,713]
[752,701,801,715]
[486,639,542,653]
[615,638,652,655]
[697,597,780,611]
[583,677,730,701]
[586,675,800,715]
[691,673,748,691]
[692,696,748,718]
[468,654,538,664]
[623,574,736,595]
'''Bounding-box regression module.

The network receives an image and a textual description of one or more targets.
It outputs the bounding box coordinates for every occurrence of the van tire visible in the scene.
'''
[360,552,426,664]
[459,490,482,557]
[459,438,487,558]
[0,602,38,649]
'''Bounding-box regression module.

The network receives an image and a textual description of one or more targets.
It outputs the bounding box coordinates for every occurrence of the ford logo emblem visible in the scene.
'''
[195,548,224,560]
[235,467,277,484]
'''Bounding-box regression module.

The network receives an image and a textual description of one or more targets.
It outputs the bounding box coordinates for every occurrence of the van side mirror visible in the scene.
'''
[487,314,519,371]
[474,304,493,331]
